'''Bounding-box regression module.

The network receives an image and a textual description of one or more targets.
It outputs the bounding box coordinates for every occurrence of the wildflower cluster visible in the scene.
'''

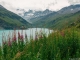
[0,29,80,60]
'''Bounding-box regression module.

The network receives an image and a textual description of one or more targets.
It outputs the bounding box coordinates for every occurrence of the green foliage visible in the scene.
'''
[0,29,80,60]
[33,11,80,30]
[0,7,31,29]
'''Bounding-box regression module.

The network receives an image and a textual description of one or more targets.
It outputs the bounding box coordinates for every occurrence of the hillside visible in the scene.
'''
[31,4,80,29]
[0,5,31,29]
[46,11,80,29]
[33,11,80,29]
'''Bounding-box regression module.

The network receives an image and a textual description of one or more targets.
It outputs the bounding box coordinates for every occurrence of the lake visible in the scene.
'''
[0,28,53,45]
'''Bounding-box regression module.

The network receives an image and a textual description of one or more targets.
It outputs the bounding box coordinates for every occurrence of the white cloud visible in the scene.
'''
[48,0,70,11]
[68,0,80,5]
[0,0,55,11]
[0,0,80,13]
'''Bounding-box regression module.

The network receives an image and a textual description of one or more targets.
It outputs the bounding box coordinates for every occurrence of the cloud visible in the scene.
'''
[68,0,80,5]
[48,0,70,11]
[0,0,80,13]
[0,0,55,11]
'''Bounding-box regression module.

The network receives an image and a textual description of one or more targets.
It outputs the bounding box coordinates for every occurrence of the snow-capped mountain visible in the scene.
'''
[17,9,53,23]
[16,4,80,23]
[57,4,80,14]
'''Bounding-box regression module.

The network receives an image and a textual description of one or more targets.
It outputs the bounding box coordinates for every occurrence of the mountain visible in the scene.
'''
[17,4,80,23]
[46,11,80,29]
[30,4,80,29]
[0,5,31,29]
[58,4,80,14]
[17,9,53,23]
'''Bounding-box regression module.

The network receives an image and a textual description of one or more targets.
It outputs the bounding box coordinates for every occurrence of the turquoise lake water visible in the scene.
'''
[0,28,53,45]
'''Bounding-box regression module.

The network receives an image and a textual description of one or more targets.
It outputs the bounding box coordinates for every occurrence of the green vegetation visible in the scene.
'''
[0,28,80,60]
[33,11,80,30]
[0,5,31,29]
[0,5,80,60]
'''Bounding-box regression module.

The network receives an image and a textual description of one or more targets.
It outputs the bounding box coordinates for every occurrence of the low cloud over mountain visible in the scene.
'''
[0,0,80,13]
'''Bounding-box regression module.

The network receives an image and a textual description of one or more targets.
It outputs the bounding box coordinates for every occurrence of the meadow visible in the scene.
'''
[0,28,80,60]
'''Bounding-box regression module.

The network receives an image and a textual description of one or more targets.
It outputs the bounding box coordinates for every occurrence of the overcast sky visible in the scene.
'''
[0,0,80,13]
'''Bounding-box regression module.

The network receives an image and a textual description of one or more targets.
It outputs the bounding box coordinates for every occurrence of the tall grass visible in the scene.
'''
[0,28,80,60]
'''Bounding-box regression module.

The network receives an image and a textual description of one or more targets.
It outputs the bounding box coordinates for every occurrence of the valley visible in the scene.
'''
[0,4,80,29]
[0,1,80,60]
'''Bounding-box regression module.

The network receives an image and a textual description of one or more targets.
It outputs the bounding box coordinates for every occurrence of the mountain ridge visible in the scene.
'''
[30,4,80,29]
[17,9,53,23]
[0,5,31,29]
[16,4,80,23]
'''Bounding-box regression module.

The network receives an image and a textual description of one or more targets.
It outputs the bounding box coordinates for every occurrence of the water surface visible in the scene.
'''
[0,28,53,45]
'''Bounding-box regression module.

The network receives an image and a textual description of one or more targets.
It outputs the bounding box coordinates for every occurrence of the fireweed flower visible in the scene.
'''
[13,34,16,42]
[20,34,24,41]
[12,31,16,42]
[8,39,11,46]
[8,36,11,46]
[18,31,21,39]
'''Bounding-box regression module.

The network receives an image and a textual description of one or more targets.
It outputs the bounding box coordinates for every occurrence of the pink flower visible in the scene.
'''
[12,34,16,42]
[18,31,21,39]
[8,39,11,46]
[20,30,24,41]
[12,31,17,42]
[20,34,24,41]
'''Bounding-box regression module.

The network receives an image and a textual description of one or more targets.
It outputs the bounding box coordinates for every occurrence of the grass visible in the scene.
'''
[0,28,80,60]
